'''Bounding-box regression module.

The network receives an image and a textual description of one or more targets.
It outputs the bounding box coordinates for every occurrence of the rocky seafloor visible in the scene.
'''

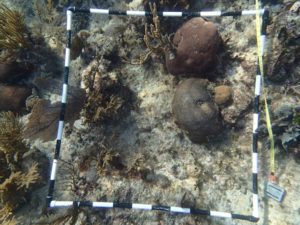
[0,0,300,225]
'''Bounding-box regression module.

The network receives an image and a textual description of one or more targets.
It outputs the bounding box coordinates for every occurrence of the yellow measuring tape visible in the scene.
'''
[255,0,276,178]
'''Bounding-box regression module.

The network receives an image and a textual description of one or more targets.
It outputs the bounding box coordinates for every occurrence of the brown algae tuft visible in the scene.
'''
[81,60,134,124]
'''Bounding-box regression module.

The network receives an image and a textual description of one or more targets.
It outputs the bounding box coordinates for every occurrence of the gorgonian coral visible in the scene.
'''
[0,4,30,51]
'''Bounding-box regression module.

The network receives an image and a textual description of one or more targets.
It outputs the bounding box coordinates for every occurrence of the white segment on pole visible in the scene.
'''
[92,202,114,208]
[57,121,64,140]
[210,211,232,218]
[163,12,183,17]
[252,113,259,133]
[65,48,70,67]
[127,11,146,16]
[50,159,58,180]
[253,194,259,218]
[90,8,109,14]
[255,75,261,96]
[62,84,68,103]
[241,9,264,15]
[50,201,73,207]
[132,203,152,210]
[170,207,191,213]
[67,10,72,30]
[252,153,258,174]
[200,11,221,17]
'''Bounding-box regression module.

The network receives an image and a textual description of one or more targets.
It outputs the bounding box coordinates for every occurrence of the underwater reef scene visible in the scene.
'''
[0,0,300,224]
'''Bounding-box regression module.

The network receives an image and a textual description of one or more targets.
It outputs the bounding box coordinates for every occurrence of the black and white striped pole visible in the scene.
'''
[252,8,269,220]
[46,5,269,223]
[46,9,72,207]
[65,6,265,17]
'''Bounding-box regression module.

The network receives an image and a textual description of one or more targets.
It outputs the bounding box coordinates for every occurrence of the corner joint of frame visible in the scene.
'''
[250,216,259,223]
[46,196,53,208]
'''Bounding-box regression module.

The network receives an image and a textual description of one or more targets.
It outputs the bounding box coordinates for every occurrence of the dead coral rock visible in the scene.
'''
[143,0,191,10]
[290,1,300,13]
[0,84,31,112]
[220,83,252,124]
[181,190,196,208]
[166,17,221,76]
[172,78,222,143]
[266,5,300,82]
[213,85,232,106]
[155,174,171,188]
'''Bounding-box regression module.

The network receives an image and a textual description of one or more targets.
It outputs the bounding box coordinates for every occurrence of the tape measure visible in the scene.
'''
[255,0,285,202]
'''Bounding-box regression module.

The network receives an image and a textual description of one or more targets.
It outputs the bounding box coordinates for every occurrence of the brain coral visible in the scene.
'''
[172,78,222,143]
[166,17,221,76]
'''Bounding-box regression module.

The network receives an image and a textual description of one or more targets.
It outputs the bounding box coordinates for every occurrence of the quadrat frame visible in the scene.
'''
[46,3,269,223]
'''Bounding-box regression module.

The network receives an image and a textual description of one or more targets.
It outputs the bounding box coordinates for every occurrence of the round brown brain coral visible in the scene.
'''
[166,17,221,76]
[172,78,222,143]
